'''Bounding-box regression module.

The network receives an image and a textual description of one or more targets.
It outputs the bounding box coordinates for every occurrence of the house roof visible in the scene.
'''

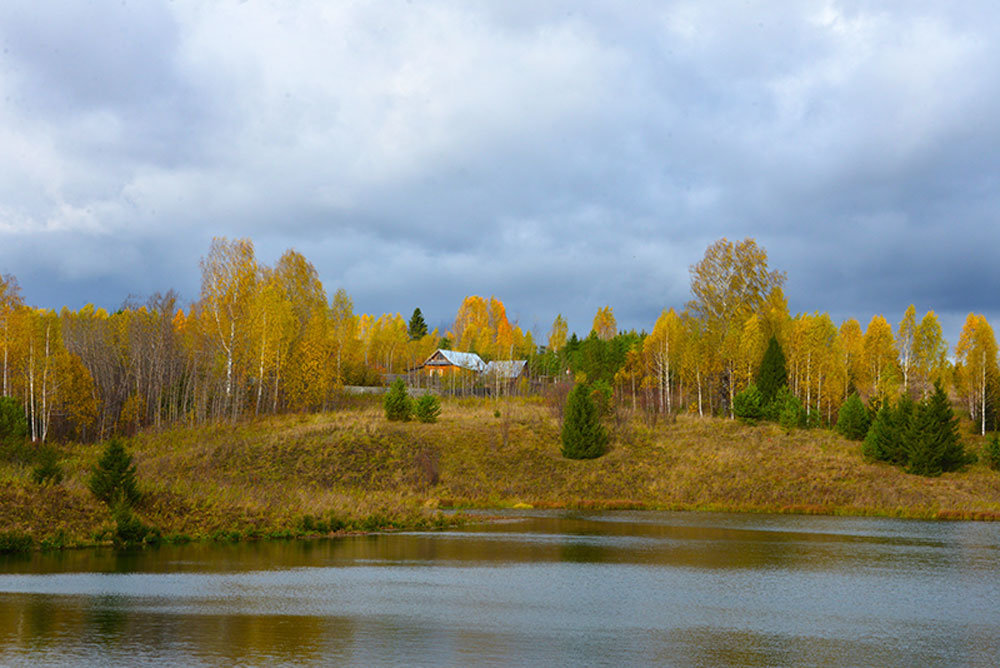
[483,360,527,379]
[423,349,486,372]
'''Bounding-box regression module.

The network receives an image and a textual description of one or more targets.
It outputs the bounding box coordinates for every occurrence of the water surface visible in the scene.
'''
[2,510,999,666]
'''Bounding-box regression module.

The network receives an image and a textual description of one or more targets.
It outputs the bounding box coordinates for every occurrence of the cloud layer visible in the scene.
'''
[1,1,998,342]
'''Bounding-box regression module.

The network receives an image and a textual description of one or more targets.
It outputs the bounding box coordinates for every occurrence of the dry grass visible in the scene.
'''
[5,396,1000,547]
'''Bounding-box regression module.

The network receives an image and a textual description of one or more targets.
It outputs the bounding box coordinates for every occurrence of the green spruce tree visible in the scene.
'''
[733,383,763,421]
[778,389,806,430]
[414,394,441,423]
[383,378,412,421]
[985,434,1000,471]
[862,398,910,465]
[88,438,141,507]
[836,393,870,440]
[408,308,428,340]
[757,336,787,408]
[904,384,967,476]
[561,383,608,459]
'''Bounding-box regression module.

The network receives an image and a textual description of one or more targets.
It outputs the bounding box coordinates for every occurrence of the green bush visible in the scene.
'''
[561,383,608,459]
[0,396,28,445]
[31,446,63,485]
[986,434,1000,471]
[837,393,870,441]
[383,379,412,422]
[733,383,763,421]
[89,437,141,507]
[414,394,441,423]
[0,530,33,554]
[40,529,70,551]
[774,387,805,430]
[113,505,161,548]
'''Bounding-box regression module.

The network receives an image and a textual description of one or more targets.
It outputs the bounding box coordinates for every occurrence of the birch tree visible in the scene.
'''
[955,313,998,435]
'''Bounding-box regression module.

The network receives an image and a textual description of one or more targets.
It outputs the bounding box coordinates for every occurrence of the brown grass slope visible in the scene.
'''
[4,396,1000,547]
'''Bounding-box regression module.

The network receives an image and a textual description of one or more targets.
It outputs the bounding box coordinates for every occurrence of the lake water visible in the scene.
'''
[2,510,999,666]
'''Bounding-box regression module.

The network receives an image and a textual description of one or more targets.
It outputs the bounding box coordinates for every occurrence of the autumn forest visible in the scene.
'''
[0,236,997,445]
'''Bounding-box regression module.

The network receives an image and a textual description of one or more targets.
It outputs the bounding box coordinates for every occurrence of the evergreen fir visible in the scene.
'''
[836,393,869,440]
[414,394,441,423]
[733,383,763,421]
[561,383,608,459]
[0,396,27,445]
[757,336,787,407]
[31,447,63,485]
[778,390,806,430]
[408,308,428,340]
[383,379,412,421]
[862,396,914,466]
[88,437,141,507]
[862,404,897,463]
[985,434,1000,471]
[904,384,967,476]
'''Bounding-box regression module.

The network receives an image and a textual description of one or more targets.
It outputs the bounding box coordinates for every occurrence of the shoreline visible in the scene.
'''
[4,398,1000,554]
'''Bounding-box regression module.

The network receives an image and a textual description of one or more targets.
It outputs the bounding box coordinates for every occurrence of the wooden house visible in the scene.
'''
[418,349,487,376]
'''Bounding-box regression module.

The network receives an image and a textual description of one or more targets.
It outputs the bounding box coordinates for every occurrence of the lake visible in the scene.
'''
[2,510,999,666]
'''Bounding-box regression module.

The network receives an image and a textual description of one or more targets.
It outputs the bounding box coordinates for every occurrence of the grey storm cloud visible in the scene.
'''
[1,1,999,344]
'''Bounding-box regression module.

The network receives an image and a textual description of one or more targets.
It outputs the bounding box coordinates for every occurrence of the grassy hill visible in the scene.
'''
[4,395,1000,548]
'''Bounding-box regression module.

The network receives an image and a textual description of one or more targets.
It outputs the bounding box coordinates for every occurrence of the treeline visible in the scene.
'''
[0,238,536,441]
[0,236,998,442]
[538,239,995,439]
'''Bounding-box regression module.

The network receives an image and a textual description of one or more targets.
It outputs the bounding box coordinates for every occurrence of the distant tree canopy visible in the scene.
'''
[0,236,991,444]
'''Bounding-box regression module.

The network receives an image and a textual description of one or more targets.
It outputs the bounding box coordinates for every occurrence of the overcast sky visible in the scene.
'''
[2,1,999,344]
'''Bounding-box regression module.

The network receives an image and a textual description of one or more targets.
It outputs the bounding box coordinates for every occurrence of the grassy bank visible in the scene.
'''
[4,395,1000,550]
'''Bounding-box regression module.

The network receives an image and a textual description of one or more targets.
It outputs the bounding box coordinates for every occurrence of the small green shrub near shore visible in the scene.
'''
[0,531,34,554]
[113,505,161,548]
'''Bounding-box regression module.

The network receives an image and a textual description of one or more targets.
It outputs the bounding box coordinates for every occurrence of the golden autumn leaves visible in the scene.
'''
[1,235,999,443]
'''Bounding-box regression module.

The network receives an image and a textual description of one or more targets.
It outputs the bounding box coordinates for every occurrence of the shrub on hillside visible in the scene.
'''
[773,387,805,430]
[0,396,29,463]
[0,531,33,554]
[89,437,141,507]
[733,383,763,422]
[0,396,28,445]
[837,393,870,440]
[383,379,412,422]
[986,434,1000,471]
[561,383,608,459]
[31,446,63,485]
[414,394,441,423]
[112,505,161,548]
